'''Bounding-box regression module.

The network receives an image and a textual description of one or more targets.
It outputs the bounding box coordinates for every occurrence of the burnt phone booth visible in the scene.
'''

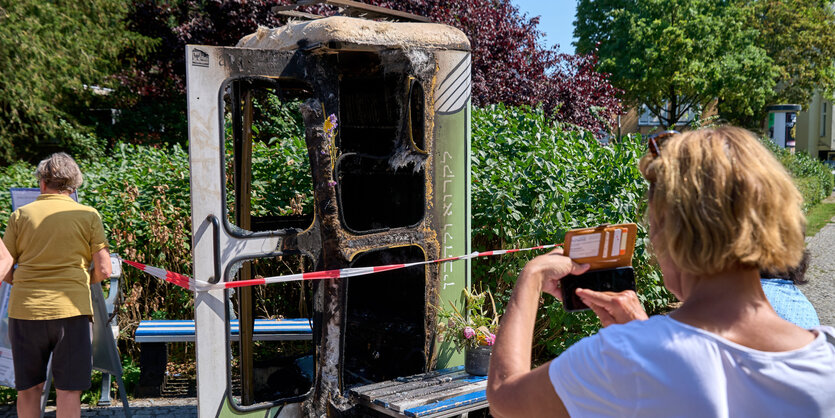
[186,16,472,417]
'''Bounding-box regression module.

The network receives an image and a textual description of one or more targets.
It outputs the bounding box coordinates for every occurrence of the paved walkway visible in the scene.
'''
[0,398,197,417]
[802,192,835,326]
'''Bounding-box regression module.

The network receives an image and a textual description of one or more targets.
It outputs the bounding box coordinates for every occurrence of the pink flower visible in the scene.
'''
[485,333,496,346]
[463,327,476,339]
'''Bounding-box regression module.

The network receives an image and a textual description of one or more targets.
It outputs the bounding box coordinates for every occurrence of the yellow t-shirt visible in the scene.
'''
[3,194,108,320]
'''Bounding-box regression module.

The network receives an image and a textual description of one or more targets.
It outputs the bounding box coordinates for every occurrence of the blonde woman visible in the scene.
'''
[487,127,835,417]
[3,153,111,418]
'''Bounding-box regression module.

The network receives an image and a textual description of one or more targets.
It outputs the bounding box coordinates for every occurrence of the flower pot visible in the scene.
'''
[465,345,491,376]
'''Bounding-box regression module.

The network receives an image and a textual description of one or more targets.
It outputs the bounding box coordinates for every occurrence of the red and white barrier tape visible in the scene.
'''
[123,243,561,292]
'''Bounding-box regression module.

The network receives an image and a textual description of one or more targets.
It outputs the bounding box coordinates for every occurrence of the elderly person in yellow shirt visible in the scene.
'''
[3,153,111,418]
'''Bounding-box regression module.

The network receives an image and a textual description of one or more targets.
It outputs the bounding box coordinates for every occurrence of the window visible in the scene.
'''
[225,254,315,407]
[821,102,828,138]
[222,79,315,233]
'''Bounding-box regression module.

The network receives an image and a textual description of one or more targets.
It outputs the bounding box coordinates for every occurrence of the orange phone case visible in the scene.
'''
[563,223,637,270]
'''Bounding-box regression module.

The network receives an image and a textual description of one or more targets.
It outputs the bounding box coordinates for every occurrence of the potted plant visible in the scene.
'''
[437,288,500,376]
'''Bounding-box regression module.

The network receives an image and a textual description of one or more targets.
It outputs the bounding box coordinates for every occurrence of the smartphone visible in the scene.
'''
[560,267,636,312]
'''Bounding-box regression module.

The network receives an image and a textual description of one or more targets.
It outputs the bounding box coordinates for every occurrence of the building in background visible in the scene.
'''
[795,91,835,165]
[619,101,718,136]
[766,104,801,150]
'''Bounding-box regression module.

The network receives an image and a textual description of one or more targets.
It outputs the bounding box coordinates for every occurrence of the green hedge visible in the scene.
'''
[0,106,830,364]
[759,138,834,211]
[0,144,194,358]
[471,104,670,358]
[0,141,310,357]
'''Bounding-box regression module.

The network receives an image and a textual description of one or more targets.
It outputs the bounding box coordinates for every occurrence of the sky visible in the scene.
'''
[511,0,578,55]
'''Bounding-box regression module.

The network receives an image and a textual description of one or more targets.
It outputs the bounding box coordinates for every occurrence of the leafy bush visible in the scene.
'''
[2,104,828,371]
[759,138,834,211]
[226,96,313,219]
[471,104,671,360]
[0,144,195,357]
[0,140,310,360]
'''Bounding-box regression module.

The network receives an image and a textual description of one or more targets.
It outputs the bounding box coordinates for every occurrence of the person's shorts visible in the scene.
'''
[9,315,92,391]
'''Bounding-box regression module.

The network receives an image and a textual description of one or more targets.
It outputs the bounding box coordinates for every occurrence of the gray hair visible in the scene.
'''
[36,153,83,192]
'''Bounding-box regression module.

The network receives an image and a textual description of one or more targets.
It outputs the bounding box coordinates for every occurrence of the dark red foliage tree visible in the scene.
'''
[365,1,622,132]
[116,0,621,141]
[548,52,623,135]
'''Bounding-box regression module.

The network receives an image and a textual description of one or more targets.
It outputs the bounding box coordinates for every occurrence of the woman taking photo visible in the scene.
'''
[487,127,835,417]
[3,153,111,418]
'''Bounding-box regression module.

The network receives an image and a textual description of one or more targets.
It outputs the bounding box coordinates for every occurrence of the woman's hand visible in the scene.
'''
[487,247,582,418]
[519,248,589,300]
[575,288,648,327]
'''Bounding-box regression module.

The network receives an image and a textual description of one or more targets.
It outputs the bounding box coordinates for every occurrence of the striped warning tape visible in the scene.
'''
[123,243,562,292]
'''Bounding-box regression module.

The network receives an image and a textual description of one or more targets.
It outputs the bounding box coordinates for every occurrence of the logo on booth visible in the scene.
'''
[192,49,209,68]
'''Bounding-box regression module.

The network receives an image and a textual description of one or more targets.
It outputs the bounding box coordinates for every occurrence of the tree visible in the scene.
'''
[366,0,623,130]
[0,0,153,164]
[575,0,835,128]
[118,0,621,136]
[747,0,835,108]
[574,0,776,128]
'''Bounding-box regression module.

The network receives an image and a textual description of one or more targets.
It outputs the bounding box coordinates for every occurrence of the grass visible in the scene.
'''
[806,202,835,237]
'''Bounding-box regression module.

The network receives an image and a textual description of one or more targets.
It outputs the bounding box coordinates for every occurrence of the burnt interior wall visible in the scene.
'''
[337,52,399,156]
[408,79,426,151]
[332,50,438,391]
[337,155,424,232]
[335,51,427,234]
[342,246,427,386]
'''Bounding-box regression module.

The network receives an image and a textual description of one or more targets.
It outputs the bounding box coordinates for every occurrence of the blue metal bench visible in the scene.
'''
[135,318,313,343]
[134,318,313,397]
[349,365,488,417]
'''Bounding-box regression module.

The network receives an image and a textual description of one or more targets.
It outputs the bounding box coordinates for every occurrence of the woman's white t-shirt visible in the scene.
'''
[549,315,835,417]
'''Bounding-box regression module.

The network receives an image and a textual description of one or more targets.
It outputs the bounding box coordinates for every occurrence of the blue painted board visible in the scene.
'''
[403,389,487,417]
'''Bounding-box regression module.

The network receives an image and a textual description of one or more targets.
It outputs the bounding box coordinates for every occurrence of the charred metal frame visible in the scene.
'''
[187,39,471,417]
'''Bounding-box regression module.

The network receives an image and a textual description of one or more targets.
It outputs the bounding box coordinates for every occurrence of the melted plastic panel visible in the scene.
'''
[409,79,425,152]
[343,246,427,385]
[223,79,315,232]
[227,254,315,405]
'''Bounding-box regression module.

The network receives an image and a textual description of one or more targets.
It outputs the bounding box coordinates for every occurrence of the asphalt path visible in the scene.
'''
[801,193,835,327]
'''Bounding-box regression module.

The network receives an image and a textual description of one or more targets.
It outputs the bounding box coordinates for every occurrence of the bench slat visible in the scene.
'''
[403,389,487,417]
[350,366,466,398]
